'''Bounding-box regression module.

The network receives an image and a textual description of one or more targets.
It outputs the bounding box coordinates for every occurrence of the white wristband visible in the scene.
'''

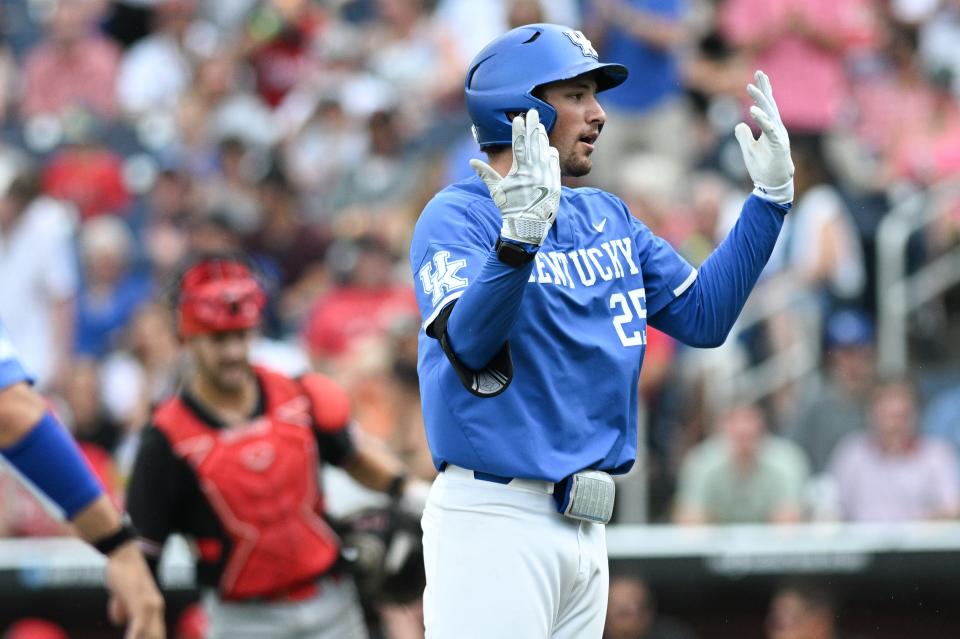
[753,178,794,205]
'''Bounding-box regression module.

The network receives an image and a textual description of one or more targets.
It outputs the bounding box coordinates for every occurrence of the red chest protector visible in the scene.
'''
[153,367,342,600]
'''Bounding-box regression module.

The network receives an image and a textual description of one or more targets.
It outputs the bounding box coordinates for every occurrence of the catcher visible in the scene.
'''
[126,253,428,639]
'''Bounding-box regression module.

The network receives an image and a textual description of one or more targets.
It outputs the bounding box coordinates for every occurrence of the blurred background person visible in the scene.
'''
[126,253,428,639]
[584,0,693,184]
[604,575,698,639]
[783,309,876,476]
[73,215,152,360]
[923,377,960,481]
[303,234,418,377]
[242,167,332,332]
[762,138,866,313]
[40,118,132,221]
[674,402,810,525]
[54,357,122,458]
[116,0,206,119]
[19,0,120,121]
[828,378,960,522]
[0,167,77,391]
[765,582,843,639]
[718,0,877,138]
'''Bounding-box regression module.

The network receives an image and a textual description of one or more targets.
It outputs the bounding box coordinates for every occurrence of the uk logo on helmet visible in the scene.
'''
[563,30,599,59]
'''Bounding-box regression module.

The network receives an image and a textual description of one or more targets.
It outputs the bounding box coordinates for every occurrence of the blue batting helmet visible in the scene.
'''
[465,23,628,148]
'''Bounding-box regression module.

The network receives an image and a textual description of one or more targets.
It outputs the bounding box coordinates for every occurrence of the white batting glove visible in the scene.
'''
[470,109,562,246]
[734,70,795,205]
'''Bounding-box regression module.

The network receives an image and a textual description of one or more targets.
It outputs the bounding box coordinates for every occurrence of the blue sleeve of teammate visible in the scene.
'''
[649,194,788,347]
[445,247,536,370]
[1,412,104,519]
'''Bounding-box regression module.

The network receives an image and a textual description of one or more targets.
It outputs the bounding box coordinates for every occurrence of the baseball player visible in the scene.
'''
[409,23,794,638]
[125,254,428,639]
[0,321,165,639]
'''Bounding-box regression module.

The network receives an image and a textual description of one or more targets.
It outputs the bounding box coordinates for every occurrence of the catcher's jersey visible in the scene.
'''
[410,175,696,482]
[0,320,32,391]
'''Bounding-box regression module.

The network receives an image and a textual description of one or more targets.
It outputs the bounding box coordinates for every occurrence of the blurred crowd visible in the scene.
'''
[1,0,960,635]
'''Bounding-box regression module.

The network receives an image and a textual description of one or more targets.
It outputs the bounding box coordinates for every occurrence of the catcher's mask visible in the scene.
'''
[175,254,266,338]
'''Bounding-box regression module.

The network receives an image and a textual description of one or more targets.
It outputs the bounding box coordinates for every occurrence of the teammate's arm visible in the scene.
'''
[73,497,167,638]
[0,381,165,639]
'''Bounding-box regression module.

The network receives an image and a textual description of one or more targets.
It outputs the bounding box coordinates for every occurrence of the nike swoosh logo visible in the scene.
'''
[593,218,607,233]
[524,187,551,213]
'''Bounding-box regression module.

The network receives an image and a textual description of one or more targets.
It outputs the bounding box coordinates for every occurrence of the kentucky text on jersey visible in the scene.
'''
[421,236,649,291]
[528,238,639,287]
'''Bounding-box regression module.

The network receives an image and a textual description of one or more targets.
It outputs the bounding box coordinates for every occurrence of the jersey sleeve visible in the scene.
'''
[647,194,787,347]
[410,194,500,333]
[627,209,697,318]
[125,425,183,575]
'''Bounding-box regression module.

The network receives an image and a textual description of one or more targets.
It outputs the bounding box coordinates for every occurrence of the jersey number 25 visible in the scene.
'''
[609,288,647,347]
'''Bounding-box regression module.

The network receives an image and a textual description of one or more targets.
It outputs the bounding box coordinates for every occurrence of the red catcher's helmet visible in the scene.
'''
[177,256,266,337]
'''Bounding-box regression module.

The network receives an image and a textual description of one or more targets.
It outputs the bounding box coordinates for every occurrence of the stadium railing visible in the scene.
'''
[877,180,960,376]
[3,521,960,591]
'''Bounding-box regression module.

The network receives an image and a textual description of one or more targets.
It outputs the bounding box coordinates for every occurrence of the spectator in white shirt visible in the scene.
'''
[116,0,211,118]
[0,170,77,390]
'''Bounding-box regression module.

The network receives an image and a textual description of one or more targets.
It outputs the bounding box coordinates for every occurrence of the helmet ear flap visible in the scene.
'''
[476,95,558,151]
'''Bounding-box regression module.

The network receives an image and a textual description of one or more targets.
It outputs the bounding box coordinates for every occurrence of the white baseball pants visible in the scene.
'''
[422,465,609,638]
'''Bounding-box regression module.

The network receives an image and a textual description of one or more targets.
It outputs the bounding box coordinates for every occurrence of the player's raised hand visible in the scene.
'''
[470,108,562,246]
[734,70,795,204]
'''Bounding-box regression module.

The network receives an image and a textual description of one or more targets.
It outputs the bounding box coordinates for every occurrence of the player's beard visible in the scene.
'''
[561,148,593,178]
[193,355,252,395]
[210,360,252,394]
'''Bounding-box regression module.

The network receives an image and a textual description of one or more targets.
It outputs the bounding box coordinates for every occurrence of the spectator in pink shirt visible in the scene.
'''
[849,25,936,160]
[829,379,960,522]
[848,25,960,186]
[720,0,878,134]
[887,69,960,185]
[19,0,121,120]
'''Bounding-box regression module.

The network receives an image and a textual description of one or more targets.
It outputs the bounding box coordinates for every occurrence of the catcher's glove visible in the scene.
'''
[336,507,425,605]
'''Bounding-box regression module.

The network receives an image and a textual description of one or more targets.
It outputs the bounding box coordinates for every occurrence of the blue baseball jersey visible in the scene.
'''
[0,320,33,391]
[410,175,697,482]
